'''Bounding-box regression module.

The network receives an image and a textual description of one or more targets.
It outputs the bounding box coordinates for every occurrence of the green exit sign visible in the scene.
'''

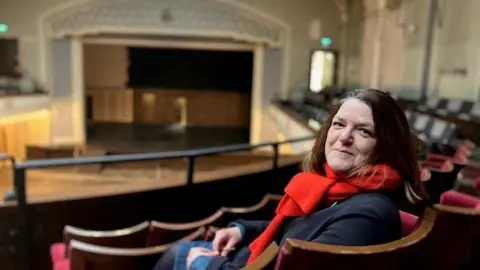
[320,36,332,47]
[0,24,9,33]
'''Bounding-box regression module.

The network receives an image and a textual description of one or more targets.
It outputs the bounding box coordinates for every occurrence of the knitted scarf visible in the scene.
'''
[247,163,401,263]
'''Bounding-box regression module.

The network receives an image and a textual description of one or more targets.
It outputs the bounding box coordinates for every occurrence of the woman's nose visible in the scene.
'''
[338,128,353,144]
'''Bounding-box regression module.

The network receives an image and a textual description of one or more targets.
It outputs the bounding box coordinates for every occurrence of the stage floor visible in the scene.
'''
[0,153,302,206]
[86,123,250,153]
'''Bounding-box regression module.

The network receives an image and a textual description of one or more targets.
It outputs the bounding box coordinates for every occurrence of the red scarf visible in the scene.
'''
[247,164,401,263]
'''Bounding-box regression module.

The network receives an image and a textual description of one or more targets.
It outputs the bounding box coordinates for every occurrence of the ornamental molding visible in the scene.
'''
[42,0,287,47]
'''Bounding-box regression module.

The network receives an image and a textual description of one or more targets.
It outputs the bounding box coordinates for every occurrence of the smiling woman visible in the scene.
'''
[304,88,428,204]
[153,89,429,270]
[325,99,377,173]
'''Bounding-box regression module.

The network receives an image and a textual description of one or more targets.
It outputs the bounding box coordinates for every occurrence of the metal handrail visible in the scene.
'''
[15,135,315,169]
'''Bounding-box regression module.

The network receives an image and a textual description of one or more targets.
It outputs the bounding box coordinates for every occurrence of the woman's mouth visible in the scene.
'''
[335,149,353,156]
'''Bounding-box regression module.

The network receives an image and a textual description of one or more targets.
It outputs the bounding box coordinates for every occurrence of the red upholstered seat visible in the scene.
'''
[53,258,70,270]
[460,166,480,180]
[399,211,419,237]
[440,190,480,209]
[420,168,431,182]
[50,242,66,264]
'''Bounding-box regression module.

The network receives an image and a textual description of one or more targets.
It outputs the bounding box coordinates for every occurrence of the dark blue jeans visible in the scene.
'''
[153,241,213,270]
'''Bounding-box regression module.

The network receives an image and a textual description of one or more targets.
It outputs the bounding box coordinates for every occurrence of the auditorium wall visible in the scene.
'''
[0,0,342,95]
[342,0,428,99]
[0,0,343,145]
[346,0,480,102]
[428,0,480,101]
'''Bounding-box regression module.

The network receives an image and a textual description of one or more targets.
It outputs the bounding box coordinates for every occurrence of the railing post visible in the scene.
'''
[272,143,279,171]
[187,156,195,185]
[14,166,30,270]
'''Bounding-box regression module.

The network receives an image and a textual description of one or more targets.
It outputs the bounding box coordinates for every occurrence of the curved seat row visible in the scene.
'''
[50,190,480,269]
[247,190,480,270]
[50,194,282,270]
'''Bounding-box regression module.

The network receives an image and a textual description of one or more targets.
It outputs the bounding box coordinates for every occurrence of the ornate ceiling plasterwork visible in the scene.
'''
[44,0,286,47]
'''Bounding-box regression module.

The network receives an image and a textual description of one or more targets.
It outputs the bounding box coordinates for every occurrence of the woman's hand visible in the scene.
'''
[212,226,242,256]
[186,247,218,270]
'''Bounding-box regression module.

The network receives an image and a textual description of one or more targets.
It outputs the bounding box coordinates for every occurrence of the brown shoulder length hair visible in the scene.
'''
[303,88,428,204]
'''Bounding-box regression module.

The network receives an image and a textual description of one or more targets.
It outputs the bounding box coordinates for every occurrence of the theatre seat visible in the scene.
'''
[50,243,67,266]
[219,194,280,222]
[241,242,279,270]
[274,208,436,270]
[420,160,457,202]
[440,190,480,209]
[68,240,169,270]
[460,165,480,180]
[53,258,70,270]
[241,211,419,270]
[50,221,150,267]
[399,211,419,237]
[206,194,281,239]
[417,203,480,269]
[58,227,206,270]
[148,210,222,245]
[439,190,480,269]
[455,165,480,195]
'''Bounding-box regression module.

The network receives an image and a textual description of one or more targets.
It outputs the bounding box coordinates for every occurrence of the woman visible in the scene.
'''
[154,88,428,270]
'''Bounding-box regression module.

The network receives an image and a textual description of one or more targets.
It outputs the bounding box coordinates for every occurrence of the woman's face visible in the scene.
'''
[325,98,377,173]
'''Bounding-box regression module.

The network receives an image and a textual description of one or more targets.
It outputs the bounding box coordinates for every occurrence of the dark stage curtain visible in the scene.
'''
[127,47,253,93]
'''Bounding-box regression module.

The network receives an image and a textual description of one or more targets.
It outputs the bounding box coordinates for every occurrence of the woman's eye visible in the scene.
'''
[332,121,343,127]
[358,128,372,137]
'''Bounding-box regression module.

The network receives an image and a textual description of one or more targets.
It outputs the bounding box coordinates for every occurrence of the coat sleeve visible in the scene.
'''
[311,203,400,246]
[232,219,270,244]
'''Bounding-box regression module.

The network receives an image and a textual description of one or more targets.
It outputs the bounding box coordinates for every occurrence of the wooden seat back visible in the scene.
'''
[148,211,222,246]
[274,208,436,270]
[417,204,480,269]
[241,242,279,270]
[70,240,167,270]
[206,194,281,239]
[70,227,206,270]
[216,194,281,226]
[63,221,150,257]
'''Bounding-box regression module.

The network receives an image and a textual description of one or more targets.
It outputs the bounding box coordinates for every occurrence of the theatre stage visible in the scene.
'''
[86,123,251,153]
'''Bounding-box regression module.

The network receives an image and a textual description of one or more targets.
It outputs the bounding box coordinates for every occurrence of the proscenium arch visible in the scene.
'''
[38,0,293,145]
[38,0,291,95]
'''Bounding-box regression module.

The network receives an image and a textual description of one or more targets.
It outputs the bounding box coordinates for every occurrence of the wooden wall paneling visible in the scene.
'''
[0,111,50,161]
[95,88,252,127]
[0,127,6,164]
[88,88,133,123]
[132,89,251,127]
[91,90,105,122]
[16,122,27,160]
[10,122,26,160]
[125,90,134,122]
